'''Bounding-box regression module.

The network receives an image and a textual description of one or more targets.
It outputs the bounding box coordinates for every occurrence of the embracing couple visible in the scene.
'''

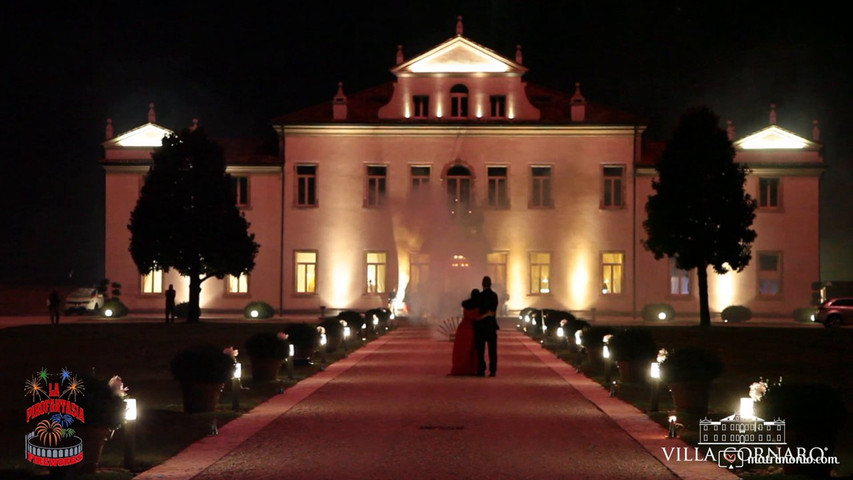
[450,276,500,377]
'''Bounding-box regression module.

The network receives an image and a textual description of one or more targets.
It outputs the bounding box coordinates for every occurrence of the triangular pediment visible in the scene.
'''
[734,125,818,150]
[105,123,174,148]
[393,36,526,75]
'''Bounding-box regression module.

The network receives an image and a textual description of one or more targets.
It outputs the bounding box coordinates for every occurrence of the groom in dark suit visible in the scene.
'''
[475,276,500,377]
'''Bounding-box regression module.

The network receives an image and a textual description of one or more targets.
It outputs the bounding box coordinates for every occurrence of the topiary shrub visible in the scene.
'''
[660,347,722,383]
[580,325,617,350]
[243,301,275,319]
[609,328,657,362]
[721,305,751,323]
[793,307,818,323]
[283,323,319,364]
[170,344,237,383]
[174,302,190,320]
[101,298,129,318]
[245,331,289,359]
[641,303,676,322]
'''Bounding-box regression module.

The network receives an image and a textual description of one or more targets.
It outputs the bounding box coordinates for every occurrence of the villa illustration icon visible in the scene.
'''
[699,414,786,445]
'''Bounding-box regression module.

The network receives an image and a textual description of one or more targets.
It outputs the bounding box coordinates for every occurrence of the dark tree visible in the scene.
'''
[643,106,756,327]
[129,128,259,323]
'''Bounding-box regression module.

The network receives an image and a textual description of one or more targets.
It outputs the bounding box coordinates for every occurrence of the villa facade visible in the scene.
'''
[101,22,824,320]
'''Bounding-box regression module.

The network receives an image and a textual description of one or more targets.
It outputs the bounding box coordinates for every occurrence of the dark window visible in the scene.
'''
[296,165,317,206]
[230,176,249,206]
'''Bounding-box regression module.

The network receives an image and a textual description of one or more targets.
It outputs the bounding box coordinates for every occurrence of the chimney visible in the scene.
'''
[396,45,404,65]
[570,82,586,122]
[515,45,523,64]
[726,120,736,141]
[456,16,463,36]
[333,82,348,120]
[148,102,156,123]
[812,120,820,141]
[769,104,776,125]
[105,118,114,140]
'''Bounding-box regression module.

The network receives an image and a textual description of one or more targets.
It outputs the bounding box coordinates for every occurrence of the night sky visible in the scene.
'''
[3,2,851,286]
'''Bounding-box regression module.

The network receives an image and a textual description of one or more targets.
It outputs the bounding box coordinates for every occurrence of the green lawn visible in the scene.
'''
[2,322,370,479]
[537,325,853,478]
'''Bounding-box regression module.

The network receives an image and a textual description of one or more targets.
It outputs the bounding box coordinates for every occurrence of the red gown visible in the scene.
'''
[450,307,479,375]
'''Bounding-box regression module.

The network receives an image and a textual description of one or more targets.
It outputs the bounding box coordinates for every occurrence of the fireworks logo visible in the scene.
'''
[24,368,86,467]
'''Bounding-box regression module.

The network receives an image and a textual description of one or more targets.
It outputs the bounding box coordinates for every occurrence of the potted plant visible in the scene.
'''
[579,325,616,360]
[74,374,129,473]
[609,328,657,383]
[660,347,722,415]
[757,382,846,477]
[245,331,288,382]
[283,323,319,365]
[319,317,345,353]
[170,344,237,413]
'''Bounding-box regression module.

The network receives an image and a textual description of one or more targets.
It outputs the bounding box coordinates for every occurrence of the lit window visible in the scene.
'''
[758,252,781,295]
[759,178,781,208]
[445,164,472,210]
[366,165,387,207]
[530,166,552,208]
[227,274,249,294]
[411,166,430,192]
[141,269,163,294]
[487,251,508,291]
[295,251,317,294]
[450,84,469,118]
[489,95,506,118]
[409,252,430,290]
[366,251,387,293]
[296,164,317,207]
[602,252,624,294]
[413,95,430,118]
[669,257,690,295]
[230,175,249,207]
[487,166,509,208]
[529,252,551,294]
[602,165,625,208]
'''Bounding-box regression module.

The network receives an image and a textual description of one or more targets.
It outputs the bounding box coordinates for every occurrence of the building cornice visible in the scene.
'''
[102,164,281,174]
[278,124,644,137]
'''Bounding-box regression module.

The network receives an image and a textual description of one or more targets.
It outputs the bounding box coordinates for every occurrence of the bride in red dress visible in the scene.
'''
[450,289,480,376]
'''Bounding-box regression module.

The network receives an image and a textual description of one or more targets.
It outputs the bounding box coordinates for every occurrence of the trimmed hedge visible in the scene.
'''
[641,303,675,322]
[721,305,751,323]
[243,301,275,319]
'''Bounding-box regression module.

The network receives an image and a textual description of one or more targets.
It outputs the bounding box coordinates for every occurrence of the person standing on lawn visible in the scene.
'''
[165,284,177,323]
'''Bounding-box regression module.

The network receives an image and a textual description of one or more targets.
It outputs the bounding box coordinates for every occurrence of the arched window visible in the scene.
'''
[445,164,472,209]
[450,84,468,118]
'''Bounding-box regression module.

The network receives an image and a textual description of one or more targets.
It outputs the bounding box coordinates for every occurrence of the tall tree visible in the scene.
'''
[643,106,757,327]
[129,128,259,323]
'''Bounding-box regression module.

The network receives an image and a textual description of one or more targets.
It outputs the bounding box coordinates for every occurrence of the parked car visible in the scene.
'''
[816,297,853,327]
[64,288,104,315]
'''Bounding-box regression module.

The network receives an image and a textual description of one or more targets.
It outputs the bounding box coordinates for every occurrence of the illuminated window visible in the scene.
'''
[295,251,317,294]
[529,252,551,294]
[230,175,249,207]
[487,166,509,208]
[601,252,624,294]
[759,178,781,208]
[601,165,625,208]
[530,166,552,208]
[413,95,430,118]
[366,251,387,293]
[487,251,508,291]
[450,84,469,118]
[296,164,317,207]
[227,274,249,294]
[758,252,781,295]
[489,95,506,118]
[141,269,163,294]
[445,164,471,210]
[669,257,691,295]
[366,165,387,207]
[411,166,430,192]
[409,252,430,290]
